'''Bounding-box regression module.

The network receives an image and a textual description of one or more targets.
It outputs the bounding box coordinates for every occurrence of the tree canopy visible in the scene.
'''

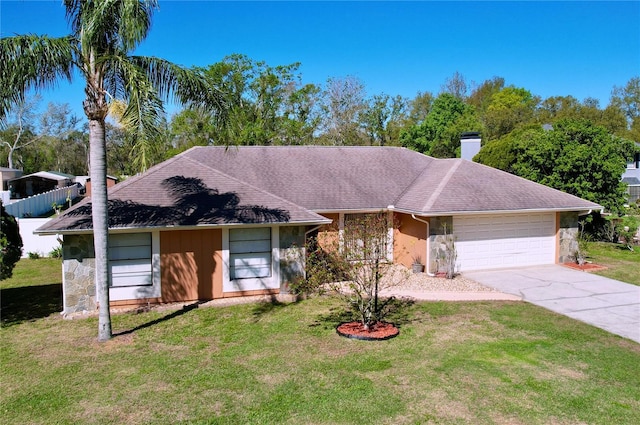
[477,119,637,212]
[400,92,481,157]
[2,35,638,218]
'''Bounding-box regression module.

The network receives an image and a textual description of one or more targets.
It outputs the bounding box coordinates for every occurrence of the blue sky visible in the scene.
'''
[1,1,639,121]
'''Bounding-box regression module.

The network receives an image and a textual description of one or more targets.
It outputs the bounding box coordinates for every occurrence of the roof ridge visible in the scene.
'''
[392,155,435,205]
[420,159,462,211]
[188,145,409,150]
[180,155,326,219]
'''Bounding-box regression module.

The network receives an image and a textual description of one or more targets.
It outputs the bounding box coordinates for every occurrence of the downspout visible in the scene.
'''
[411,214,436,276]
[304,225,323,238]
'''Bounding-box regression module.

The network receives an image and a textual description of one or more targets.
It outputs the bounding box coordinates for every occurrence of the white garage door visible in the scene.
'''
[453,213,556,271]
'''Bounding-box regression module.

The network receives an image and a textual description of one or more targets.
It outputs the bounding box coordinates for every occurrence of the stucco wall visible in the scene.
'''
[17,218,61,258]
[316,213,339,251]
[62,234,96,314]
[394,213,428,268]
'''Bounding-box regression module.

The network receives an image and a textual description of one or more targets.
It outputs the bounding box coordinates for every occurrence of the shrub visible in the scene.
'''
[617,215,639,251]
[288,238,346,297]
[27,252,41,260]
[1,201,23,280]
[49,245,63,258]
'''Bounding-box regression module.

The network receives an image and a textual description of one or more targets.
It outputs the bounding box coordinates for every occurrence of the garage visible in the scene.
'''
[453,213,556,271]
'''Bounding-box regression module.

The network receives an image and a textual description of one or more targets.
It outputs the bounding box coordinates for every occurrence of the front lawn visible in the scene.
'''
[585,241,640,285]
[1,284,639,424]
[1,258,63,326]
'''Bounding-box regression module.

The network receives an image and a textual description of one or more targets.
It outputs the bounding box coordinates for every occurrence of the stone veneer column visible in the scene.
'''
[62,234,97,314]
[278,226,306,294]
[558,212,579,264]
[428,216,454,274]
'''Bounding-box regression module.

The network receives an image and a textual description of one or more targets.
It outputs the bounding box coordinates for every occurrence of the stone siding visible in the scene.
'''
[62,234,96,314]
[558,212,579,264]
[428,216,455,274]
[278,226,306,294]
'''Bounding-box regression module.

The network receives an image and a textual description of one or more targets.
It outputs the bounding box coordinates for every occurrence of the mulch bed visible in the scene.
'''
[562,262,608,272]
[336,321,399,341]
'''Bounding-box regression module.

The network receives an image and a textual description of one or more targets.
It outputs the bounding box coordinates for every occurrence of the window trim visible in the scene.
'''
[222,226,280,293]
[229,227,272,280]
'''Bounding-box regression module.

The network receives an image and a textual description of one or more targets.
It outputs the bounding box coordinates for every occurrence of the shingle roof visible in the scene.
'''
[396,158,601,213]
[38,146,601,233]
[183,146,600,214]
[623,177,640,185]
[37,155,330,233]
[183,146,433,211]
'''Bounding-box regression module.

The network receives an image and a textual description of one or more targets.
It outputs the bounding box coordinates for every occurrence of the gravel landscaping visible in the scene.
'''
[383,265,498,292]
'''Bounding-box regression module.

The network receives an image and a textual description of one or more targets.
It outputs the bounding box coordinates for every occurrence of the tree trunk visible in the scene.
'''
[7,146,15,169]
[88,117,112,341]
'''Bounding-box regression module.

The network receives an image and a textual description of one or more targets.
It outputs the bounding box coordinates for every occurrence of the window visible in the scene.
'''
[229,228,272,280]
[108,233,152,287]
[628,185,640,203]
[343,213,389,261]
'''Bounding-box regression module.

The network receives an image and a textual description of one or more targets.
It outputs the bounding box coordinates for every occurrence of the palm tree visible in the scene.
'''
[0,0,224,341]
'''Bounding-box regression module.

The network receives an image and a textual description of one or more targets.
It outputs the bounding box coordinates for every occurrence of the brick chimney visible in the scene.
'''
[460,132,481,161]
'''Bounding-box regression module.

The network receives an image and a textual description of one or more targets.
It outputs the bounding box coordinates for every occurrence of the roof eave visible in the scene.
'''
[390,206,603,217]
[34,218,332,236]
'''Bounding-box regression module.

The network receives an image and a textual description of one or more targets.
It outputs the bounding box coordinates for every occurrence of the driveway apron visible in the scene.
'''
[463,265,640,343]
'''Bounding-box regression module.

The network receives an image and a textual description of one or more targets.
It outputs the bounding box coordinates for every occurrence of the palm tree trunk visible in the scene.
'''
[88,117,112,341]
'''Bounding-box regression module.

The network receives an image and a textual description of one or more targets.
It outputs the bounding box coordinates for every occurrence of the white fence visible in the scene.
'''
[4,185,79,218]
[16,218,62,258]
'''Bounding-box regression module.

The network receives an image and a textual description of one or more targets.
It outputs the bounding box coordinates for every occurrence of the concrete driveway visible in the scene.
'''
[463,265,640,343]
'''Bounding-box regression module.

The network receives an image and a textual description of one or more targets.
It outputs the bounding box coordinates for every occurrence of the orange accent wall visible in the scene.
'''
[394,213,428,268]
[317,213,339,250]
[160,229,222,303]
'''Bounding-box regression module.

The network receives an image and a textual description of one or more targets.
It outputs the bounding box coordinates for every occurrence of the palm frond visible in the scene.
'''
[101,54,164,171]
[0,35,76,120]
[65,0,157,54]
[131,56,227,116]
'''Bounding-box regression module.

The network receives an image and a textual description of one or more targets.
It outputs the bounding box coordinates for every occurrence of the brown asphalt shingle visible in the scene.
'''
[183,146,600,213]
[37,145,601,233]
[182,146,434,211]
[37,154,330,233]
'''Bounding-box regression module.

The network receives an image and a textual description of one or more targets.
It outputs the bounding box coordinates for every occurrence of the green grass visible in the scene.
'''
[1,258,63,326]
[2,267,640,424]
[1,257,62,289]
[2,257,639,424]
[585,241,640,285]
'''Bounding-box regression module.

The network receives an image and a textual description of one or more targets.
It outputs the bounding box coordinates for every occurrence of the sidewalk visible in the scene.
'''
[379,288,521,301]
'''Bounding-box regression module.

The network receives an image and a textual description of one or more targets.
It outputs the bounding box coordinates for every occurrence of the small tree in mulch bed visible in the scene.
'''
[305,212,405,339]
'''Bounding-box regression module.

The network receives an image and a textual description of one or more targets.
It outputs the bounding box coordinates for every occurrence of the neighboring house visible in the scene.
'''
[1,167,23,204]
[622,145,640,204]
[8,171,74,199]
[1,167,23,191]
[36,146,601,314]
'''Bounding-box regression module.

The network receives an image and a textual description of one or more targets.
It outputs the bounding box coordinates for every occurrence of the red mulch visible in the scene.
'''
[336,321,399,341]
[562,262,608,272]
